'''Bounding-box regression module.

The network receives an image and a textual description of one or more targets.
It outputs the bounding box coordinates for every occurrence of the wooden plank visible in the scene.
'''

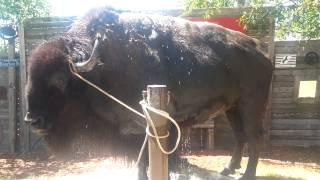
[273,69,292,76]
[271,98,293,104]
[7,39,16,153]
[24,16,76,25]
[24,20,75,28]
[271,130,320,137]
[207,128,214,150]
[272,87,294,93]
[272,112,320,119]
[0,114,9,119]
[272,92,294,98]
[25,27,70,37]
[272,81,294,87]
[192,124,215,129]
[146,85,168,180]
[292,69,319,76]
[273,75,294,82]
[272,107,320,114]
[271,103,296,109]
[271,119,320,130]
[271,135,320,140]
[264,18,274,146]
[18,24,30,153]
[270,134,320,141]
[271,139,320,147]
[272,109,320,116]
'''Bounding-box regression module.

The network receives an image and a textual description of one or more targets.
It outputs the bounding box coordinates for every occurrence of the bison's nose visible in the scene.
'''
[24,112,44,126]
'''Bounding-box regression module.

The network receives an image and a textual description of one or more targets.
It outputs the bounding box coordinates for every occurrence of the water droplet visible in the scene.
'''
[178,81,181,85]
[149,30,158,39]
[188,71,191,76]
[180,57,184,61]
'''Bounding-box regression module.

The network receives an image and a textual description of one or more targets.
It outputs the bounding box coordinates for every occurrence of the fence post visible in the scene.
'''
[8,38,16,153]
[18,24,30,153]
[146,85,169,180]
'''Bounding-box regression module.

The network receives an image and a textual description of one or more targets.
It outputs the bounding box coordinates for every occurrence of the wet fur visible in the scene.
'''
[27,7,273,180]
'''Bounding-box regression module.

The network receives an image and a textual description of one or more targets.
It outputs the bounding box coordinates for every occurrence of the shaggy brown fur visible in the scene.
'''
[26,7,273,180]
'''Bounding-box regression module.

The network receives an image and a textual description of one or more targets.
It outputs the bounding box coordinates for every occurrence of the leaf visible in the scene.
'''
[182,0,320,39]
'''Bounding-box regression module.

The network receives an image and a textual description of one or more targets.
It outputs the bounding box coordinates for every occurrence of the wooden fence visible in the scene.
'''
[0,38,19,153]
[271,40,320,147]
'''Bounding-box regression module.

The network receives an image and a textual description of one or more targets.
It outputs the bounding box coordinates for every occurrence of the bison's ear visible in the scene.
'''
[48,72,69,92]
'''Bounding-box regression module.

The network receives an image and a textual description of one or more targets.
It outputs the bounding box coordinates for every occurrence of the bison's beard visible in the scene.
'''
[43,100,145,161]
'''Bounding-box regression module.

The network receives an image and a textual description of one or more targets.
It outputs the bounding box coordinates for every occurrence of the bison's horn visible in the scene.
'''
[74,34,103,72]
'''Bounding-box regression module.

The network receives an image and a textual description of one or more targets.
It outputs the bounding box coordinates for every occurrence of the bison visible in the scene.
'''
[24,7,273,180]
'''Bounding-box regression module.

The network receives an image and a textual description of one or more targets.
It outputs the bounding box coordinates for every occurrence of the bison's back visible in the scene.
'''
[71,8,273,134]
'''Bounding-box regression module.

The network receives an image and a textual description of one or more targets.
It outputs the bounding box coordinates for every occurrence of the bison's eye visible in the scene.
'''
[48,72,69,92]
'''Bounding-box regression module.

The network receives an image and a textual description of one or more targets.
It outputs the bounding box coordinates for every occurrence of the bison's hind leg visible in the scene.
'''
[221,105,246,176]
[237,95,268,180]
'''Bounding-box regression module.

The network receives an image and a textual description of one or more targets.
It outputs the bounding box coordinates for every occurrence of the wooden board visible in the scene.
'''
[8,39,16,153]
[271,119,320,130]
[18,24,30,153]
[271,139,320,147]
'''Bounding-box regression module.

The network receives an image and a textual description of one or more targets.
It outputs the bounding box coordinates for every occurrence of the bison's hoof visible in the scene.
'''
[220,168,235,176]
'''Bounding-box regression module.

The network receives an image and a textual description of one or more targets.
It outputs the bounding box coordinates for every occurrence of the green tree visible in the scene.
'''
[0,0,50,23]
[0,0,50,57]
[184,0,320,39]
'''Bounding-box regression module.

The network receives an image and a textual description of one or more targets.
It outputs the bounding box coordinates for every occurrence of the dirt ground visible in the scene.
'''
[0,146,319,179]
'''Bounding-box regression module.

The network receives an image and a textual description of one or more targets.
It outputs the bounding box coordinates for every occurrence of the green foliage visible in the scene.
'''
[185,0,238,17]
[183,0,320,39]
[0,0,50,23]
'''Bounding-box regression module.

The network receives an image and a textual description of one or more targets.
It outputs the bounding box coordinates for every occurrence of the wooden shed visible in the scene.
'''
[271,40,320,147]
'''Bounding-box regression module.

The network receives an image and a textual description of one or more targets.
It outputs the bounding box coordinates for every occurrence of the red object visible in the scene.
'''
[188,17,246,33]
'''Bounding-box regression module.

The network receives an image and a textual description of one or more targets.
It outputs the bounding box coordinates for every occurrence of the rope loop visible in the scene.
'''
[140,100,181,155]
[67,56,181,166]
